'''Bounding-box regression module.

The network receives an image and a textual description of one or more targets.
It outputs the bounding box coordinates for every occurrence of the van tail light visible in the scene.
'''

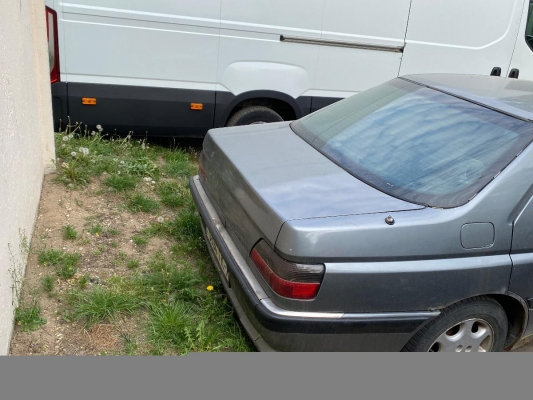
[45,7,60,83]
[250,240,325,300]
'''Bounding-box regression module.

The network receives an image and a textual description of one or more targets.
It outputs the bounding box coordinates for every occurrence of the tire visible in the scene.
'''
[403,296,508,352]
[226,106,284,127]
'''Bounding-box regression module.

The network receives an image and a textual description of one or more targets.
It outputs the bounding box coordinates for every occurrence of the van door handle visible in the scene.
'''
[490,67,502,76]
[509,69,520,79]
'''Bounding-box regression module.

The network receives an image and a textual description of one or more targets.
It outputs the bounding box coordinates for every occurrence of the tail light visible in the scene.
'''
[250,240,325,300]
[45,7,60,83]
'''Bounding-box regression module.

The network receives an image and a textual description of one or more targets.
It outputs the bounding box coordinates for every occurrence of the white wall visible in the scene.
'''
[0,0,56,354]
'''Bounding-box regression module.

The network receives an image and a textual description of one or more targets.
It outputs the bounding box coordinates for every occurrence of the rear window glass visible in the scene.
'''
[291,79,533,208]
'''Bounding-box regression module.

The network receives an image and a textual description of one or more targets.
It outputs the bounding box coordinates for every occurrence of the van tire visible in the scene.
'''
[226,106,284,127]
[402,296,508,352]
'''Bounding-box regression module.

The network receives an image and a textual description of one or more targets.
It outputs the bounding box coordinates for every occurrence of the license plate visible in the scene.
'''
[206,228,229,284]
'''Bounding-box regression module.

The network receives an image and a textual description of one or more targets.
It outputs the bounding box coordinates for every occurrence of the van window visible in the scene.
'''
[526,1,533,50]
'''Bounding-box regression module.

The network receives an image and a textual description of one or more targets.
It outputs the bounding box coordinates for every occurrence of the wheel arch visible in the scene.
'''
[489,292,529,349]
[405,292,529,351]
[214,90,311,128]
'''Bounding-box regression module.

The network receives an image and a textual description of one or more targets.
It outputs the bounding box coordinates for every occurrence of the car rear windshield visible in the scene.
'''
[291,79,533,208]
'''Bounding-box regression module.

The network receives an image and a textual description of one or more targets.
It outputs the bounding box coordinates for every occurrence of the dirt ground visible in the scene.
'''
[10,174,174,355]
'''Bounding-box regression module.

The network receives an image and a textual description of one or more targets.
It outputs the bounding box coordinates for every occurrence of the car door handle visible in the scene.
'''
[509,68,520,79]
[490,67,502,76]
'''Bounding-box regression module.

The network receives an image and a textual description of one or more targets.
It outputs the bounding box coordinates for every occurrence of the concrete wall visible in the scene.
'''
[0,0,56,354]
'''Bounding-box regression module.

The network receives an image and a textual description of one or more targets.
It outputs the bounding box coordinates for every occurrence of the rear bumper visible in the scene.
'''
[189,175,439,351]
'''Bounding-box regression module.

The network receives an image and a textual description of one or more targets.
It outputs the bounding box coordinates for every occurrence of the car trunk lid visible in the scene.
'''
[201,122,424,250]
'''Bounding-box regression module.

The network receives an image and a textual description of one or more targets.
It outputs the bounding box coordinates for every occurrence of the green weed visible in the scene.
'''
[104,174,138,192]
[126,194,160,214]
[15,300,46,332]
[68,289,142,326]
[62,225,78,240]
[41,275,55,293]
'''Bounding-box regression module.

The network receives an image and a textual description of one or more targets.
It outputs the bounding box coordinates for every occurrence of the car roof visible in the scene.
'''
[401,74,533,123]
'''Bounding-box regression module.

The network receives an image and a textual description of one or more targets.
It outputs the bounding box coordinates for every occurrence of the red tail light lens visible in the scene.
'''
[45,7,60,83]
[250,240,325,300]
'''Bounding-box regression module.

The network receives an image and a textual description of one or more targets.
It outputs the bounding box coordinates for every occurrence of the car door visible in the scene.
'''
[400,0,523,78]
[312,0,411,97]
[507,0,533,79]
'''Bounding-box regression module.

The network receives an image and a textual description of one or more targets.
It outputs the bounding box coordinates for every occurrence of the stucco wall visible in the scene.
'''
[0,0,56,354]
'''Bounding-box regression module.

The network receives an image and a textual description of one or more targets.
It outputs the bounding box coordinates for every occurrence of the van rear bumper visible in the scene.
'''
[190,175,439,351]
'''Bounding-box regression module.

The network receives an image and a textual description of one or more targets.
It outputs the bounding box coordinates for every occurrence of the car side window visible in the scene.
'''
[526,1,533,50]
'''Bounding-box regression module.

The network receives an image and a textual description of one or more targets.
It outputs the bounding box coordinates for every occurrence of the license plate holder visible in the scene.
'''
[205,227,230,285]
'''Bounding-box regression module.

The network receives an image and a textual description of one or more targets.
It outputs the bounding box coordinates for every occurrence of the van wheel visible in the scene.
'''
[402,296,508,352]
[226,106,283,127]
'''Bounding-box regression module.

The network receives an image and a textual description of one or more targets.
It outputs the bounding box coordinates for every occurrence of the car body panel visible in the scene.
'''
[190,175,439,351]
[202,121,424,248]
[192,74,533,350]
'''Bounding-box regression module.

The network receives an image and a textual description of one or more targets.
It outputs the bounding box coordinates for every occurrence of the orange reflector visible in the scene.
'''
[190,103,203,110]
[82,98,97,105]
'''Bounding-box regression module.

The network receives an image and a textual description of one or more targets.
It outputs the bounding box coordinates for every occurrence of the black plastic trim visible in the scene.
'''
[189,177,434,335]
[51,82,68,132]
[50,82,346,136]
[64,83,216,137]
[310,96,343,113]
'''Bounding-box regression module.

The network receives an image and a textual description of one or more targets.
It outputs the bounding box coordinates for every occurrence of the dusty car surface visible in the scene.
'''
[190,74,533,352]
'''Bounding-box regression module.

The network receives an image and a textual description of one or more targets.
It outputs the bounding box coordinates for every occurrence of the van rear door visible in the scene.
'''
[400,0,523,77]
[311,0,411,96]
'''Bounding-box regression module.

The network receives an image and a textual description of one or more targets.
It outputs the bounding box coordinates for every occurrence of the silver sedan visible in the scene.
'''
[190,74,533,352]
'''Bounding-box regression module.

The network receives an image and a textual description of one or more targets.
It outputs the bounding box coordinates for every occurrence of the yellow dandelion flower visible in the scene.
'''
[206,285,214,292]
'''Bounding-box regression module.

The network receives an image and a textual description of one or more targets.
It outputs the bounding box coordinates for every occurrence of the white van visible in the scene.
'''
[44,0,533,137]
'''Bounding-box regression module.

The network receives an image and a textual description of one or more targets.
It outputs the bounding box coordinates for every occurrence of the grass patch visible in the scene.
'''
[121,156,159,177]
[38,249,66,266]
[157,181,188,208]
[57,262,78,280]
[54,159,91,187]
[104,174,138,192]
[164,151,195,178]
[122,334,139,356]
[68,288,142,326]
[15,300,46,332]
[126,194,161,214]
[37,249,81,280]
[41,275,55,293]
[39,131,253,354]
[89,224,104,235]
[77,274,89,290]
[132,234,149,247]
[62,225,78,240]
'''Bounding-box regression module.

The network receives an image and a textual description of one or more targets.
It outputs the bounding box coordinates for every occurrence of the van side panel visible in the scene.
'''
[61,1,221,89]
[217,0,325,98]
[312,0,411,95]
[400,0,523,77]
[55,0,221,135]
